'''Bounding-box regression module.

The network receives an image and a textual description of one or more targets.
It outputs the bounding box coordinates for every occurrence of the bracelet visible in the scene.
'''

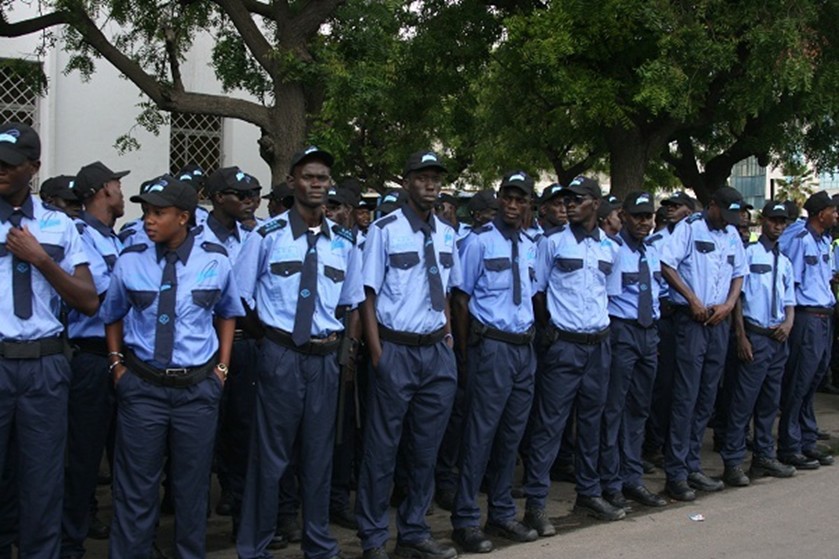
[443,333,454,342]
[108,351,124,359]
[108,360,124,373]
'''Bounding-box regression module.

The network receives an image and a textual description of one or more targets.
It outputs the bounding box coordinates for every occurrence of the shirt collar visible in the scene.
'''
[288,206,331,240]
[80,210,114,238]
[207,212,240,243]
[402,204,436,234]
[492,215,520,242]
[758,234,778,254]
[569,222,600,244]
[0,194,34,223]
[619,228,644,252]
[805,222,827,242]
[703,211,728,231]
[155,228,196,265]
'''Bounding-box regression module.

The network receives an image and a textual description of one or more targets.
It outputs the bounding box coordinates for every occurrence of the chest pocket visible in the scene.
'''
[439,252,454,269]
[324,265,345,283]
[598,260,613,275]
[804,255,819,266]
[127,289,157,311]
[622,272,639,286]
[42,243,65,263]
[389,251,420,270]
[823,253,830,263]
[556,257,583,273]
[695,241,715,254]
[727,254,735,266]
[192,288,221,309]
[484,257,512,291]
[271,261,303,277]
[103,254,117,271]
[750,264,772,274]
[0,244,6,257]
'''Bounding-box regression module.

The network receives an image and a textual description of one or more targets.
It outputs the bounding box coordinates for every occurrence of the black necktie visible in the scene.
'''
[154,251,179,365]
[511,234,522,305]
[422,226,445,312]
[771,246,779,320]
[292,232,319,346]
[637,244,654,327]
[9,211,32,319]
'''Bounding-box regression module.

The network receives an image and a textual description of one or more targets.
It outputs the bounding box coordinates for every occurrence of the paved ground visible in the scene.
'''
[83,393,839,559]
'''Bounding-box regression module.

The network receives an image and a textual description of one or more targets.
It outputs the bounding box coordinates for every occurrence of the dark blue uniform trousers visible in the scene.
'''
[62,350,115,558]
[109,371,222,559]
[0,425,18,559]
[435,384,465,495]
[721,331,788,466]
[600,320,659,493]
[356,341,456,550]
[645,311,675,454]
[523,337,611,505]
[664,312,730,481]
[779,311,832,456]
[711,329,740,445]
[236,340,340,559]
[451,338,535,528]
[0,354,70,558]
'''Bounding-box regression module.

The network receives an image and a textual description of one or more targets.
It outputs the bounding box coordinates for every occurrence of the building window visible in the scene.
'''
[0,58,43,128]
[169,112,223,176]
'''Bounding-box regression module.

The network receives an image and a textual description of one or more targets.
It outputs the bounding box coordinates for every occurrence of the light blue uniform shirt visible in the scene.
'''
[68,211,123,339]
[660,213,747,307]
[200,212,250,264]
[0,196,89,341]
[117,218,151,248]
[235,208,364,336]
[458,218,537,334]
[607,229,662,321]
[101,230,244,368]
[536,223,619,333]
[778,217,806,255]
[781,223,834,308]
[646,224,677,299]
[363,205,462,334]
[742,236,796,328]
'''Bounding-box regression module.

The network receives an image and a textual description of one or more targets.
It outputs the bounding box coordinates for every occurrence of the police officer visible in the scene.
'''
[102,175,243,558]
[61,160,129,557]
[354,196,375,238]
[0,122,99,556]
[175,163,210,226]
[449,171,539,553]
[436,193,470,242]
[235,146,363,559]
[201,166,259,261]
[356,150,460,559]
[263,182,295,218]
[600,192,668,509]
[778,191,838,469]
[466,190,499,229]
[40,174,82,218]
[537,184,566,231]
[659,186,747,501]
[721,201,797,486]
[325,185,355,228]
[117,179,159,247]
[522,176,622,533]
[598,194,622,238]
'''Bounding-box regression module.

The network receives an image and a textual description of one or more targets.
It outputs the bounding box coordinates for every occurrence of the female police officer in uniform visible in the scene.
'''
[101,175,244,558]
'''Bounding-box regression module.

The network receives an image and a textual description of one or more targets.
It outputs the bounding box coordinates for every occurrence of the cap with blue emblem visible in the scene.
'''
[404,150,447,175]
[761,200,789,219]
[499,170,534,195]
[0,122,40,165]
[711,186,745,226]
[74,161,130,200]
[622,191,655,215]
[130,175,197,212]
[206,166,260,194]
[803,190,839,216]
[40,175,78,201]
[289,146,334,174]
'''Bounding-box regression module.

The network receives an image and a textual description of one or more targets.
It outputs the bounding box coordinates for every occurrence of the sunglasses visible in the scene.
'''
[221,189,261,200]
[561,194,592,206]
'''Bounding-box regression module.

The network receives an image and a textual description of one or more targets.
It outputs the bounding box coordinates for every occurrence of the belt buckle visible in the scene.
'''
[164,367,188,377]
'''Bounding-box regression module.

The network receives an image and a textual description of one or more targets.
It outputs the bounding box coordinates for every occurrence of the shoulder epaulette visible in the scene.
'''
[41,202,61,213]
[522,230,542,243]
[257,219,287,238]
[75,222,86,235]
[375,214,398,229]
[473,224,493,235]
[685,213,703,224]
[332,224,356,244]
[646,233,662,245]
[610,234,624,246]
[201,241,228,256]
[543,224,566,238]
[117,229,136,243]
[240,222,254,232]
[120,244,148,255]
[795,228,808,239]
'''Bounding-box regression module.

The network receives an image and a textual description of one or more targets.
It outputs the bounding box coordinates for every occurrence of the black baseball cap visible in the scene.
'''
[338,178,362,207]
[661,191,696,211]
[539,183,565,204]
[0,122,40,165]
[761,200,790,219]
[711,186,745,226]
[289,146,334,174]
[175,164,207,191]
[40,175,78,201]
[326,186,353,207]
[437,193,458,207]
[622,191,655,215]
[74,161,130,200]
[404,150,447,175]
[130,175,198,212]
[467,189,499,213]
[206,166,260,194]
[379,188,408,214]
[263,182,293,201]
[803,190,839,216]
[357,195,378,209]
[499,170,534,195]
[559,175,602,199]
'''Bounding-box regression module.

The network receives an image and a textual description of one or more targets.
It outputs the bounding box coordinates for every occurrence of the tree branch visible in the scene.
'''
[214,0,279,79]
[240,0,273,19]
[286,0,344,45]
[163,26,184,92]
[0,10,70,37]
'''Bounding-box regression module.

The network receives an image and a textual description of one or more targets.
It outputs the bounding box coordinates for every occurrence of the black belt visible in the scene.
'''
[124,350,215,388]
[264,327,340,355]
[70,337,108,357]
[233,329,254,342]
[470,319,534,345]
[610,316,658,329]
[744,322,775,337]
[0,337,65,359]
[378,325,446,347]
[659,298,675,318]
[795,305,833,316]
[547,324,610,345]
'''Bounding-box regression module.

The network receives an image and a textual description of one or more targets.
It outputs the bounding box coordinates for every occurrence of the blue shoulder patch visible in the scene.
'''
[544,224,566,238]
[795,228,808,238]
[75,222,86,235]
[120,244,148,255]
[332,224,356,244]
[117,229,136,243]
[201,241,228,256]
[375,214,398,229]
[473,224,493,235]
[685,213,703,224]
[610,234,624,246]
[257,219,287,238]
[41,202,62,213]
[522,230,542,243]
[646,233,662,245]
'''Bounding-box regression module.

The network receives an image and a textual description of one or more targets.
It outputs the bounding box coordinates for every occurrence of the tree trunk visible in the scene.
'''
[261,82,309,186]
[606,126,649,199]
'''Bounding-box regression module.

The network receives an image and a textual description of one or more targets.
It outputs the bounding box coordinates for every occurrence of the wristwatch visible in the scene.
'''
[216,362,229,380]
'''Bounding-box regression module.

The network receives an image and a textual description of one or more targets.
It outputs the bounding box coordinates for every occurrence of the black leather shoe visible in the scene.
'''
[363,547,391,559]
[435,489,456,512]
[623,484,667,507]
[522,508,556,537]
[215,489,233,517]
[602,491,631,511]
[722,465,750,487]
[510,485,525,499]
[803,447,835,466]
[87,513,110,540]
[484,519,538,542]
[666,480,696,502]
[779,453,820,470]
[642,459,656,474]
[817,429,831,441]
[394,538,457,559]
[276,515,302,542]
[452,527,492,553]
[330,507,358,530]
[573,495,626,521]
[749,456,796,478]
[267,532,288,550]
[687,471,724,492]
